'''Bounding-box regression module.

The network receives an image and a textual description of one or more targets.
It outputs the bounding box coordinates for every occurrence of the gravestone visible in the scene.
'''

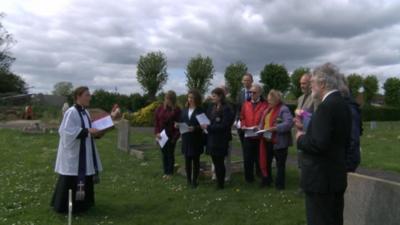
[116,119,130,152]
[344,173,400,225]
[22,122,46,134]
[370,121,377,129]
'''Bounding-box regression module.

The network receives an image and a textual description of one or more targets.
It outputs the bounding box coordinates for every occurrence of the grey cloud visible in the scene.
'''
[1,0,400,95]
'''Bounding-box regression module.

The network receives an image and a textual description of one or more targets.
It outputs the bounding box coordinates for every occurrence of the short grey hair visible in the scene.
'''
[312,63,342,91]
[301,72,312,79]
[251,84,263,93]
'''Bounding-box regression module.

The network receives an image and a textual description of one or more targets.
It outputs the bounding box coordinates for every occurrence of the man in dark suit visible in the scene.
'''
[295,63,352,225]
[235,73,258,177]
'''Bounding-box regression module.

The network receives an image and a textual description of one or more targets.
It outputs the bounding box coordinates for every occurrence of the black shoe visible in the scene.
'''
[276,186,285,191]
[191,181,198,189]
[245,178,255,183]
[261,177,272,188]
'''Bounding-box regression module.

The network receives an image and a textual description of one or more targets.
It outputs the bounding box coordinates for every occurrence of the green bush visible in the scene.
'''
[91,90,148,113]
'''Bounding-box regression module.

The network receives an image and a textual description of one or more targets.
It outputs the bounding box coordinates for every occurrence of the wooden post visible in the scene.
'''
[68,189,72,225]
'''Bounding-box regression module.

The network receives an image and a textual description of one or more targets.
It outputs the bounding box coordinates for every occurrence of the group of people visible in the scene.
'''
[51,62,362,225]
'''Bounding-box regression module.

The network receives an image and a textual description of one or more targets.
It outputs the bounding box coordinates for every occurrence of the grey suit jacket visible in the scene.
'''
[297,93,318,113]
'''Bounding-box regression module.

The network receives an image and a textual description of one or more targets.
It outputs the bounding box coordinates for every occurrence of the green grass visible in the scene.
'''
[1,121,398,224]
[359,121,400,173]
[0,128,306,225]
[286,121,400,173]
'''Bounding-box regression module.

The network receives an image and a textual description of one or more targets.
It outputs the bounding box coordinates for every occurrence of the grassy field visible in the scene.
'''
[0,129,306,225]
[359,121,400,173]
[0,121,399,225]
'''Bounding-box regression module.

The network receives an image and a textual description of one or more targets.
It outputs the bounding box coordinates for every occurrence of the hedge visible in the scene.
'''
[287,103,400,121]
[361,106,400,121]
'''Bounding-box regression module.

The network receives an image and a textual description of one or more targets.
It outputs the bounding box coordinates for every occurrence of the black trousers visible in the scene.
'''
[185,155,200,185]
[262,141,274,185]
[51,175,94,214]
[273,148,288,189]
[243,138,260,182]
[161,141,175,175]
[211,155,226,188]
[305,191,345,225]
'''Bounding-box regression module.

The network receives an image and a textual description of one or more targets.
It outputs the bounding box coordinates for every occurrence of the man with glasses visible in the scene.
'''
[239,84,268,183]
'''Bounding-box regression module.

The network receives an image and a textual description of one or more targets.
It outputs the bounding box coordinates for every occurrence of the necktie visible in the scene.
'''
[246,91,251,101]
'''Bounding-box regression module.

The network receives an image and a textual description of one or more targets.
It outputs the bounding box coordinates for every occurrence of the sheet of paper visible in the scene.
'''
[196,113,210,125]
[157,129,169,148]
[243,127,258,138]
[92,115,114,131]
[255,129,272,139]
[235,120,241,129]
[178,123,190,134]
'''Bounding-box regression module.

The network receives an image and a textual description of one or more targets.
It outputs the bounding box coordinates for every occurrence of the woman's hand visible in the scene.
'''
[200,124,208,130]
[267,127,277,132]
[88,128,99,134]
[174,122,179,129]
[156,133,161,140]
[188,126,194,132]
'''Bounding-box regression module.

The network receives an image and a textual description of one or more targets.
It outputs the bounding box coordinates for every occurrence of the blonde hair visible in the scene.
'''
[268,89,283,103]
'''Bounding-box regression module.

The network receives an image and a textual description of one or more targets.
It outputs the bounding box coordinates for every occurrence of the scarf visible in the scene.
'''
[259,103,281,178]
[75,105,99,201]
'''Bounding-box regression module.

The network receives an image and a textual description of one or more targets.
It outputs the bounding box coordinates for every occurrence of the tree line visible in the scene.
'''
[136,51,400,107]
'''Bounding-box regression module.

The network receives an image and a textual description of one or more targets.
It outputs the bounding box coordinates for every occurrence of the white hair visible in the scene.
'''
[251,83,263,93]
[312,63,342,91]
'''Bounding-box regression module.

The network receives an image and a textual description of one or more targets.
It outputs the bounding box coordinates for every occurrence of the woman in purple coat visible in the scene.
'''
[259,89,294,189]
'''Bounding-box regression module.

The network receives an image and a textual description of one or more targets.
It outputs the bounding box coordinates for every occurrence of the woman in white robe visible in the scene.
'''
[51,86,103,213]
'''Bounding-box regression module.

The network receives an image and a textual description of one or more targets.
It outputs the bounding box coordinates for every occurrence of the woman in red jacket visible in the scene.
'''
[154,91,181,179]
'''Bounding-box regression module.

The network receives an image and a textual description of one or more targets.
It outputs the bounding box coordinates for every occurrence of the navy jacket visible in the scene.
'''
[345,97,362,172]
[179,107,205,157]
[205,103,234,156]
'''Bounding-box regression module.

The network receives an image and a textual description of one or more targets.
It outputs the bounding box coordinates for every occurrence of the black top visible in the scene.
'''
[205,103,234,156]
[297,91,352,193]
[179,107,205,157]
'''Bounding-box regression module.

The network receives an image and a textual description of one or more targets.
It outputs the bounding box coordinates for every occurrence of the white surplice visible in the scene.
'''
[54,106,103,176]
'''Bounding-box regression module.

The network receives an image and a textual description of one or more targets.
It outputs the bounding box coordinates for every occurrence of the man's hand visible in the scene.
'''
[200,124,208,130]
[294,117,304,130]
[296,130,305,141]
[88,128,99,134]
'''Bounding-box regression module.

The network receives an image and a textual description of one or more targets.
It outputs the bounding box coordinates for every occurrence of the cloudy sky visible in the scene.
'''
[1,0,400,94]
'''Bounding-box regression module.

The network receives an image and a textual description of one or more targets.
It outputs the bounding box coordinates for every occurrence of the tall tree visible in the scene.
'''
[136,51,168,101]
[260,63,290,94]
[0,13,26,95]
[0,13,15,71]
[224,61,248,101]
[52,81,73,97]
[185,54,215,95]
[0,69,27,94]
[347,73,363,97]
[362,75,379,105]
[290,67,310,98]
[383,77,400,107]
